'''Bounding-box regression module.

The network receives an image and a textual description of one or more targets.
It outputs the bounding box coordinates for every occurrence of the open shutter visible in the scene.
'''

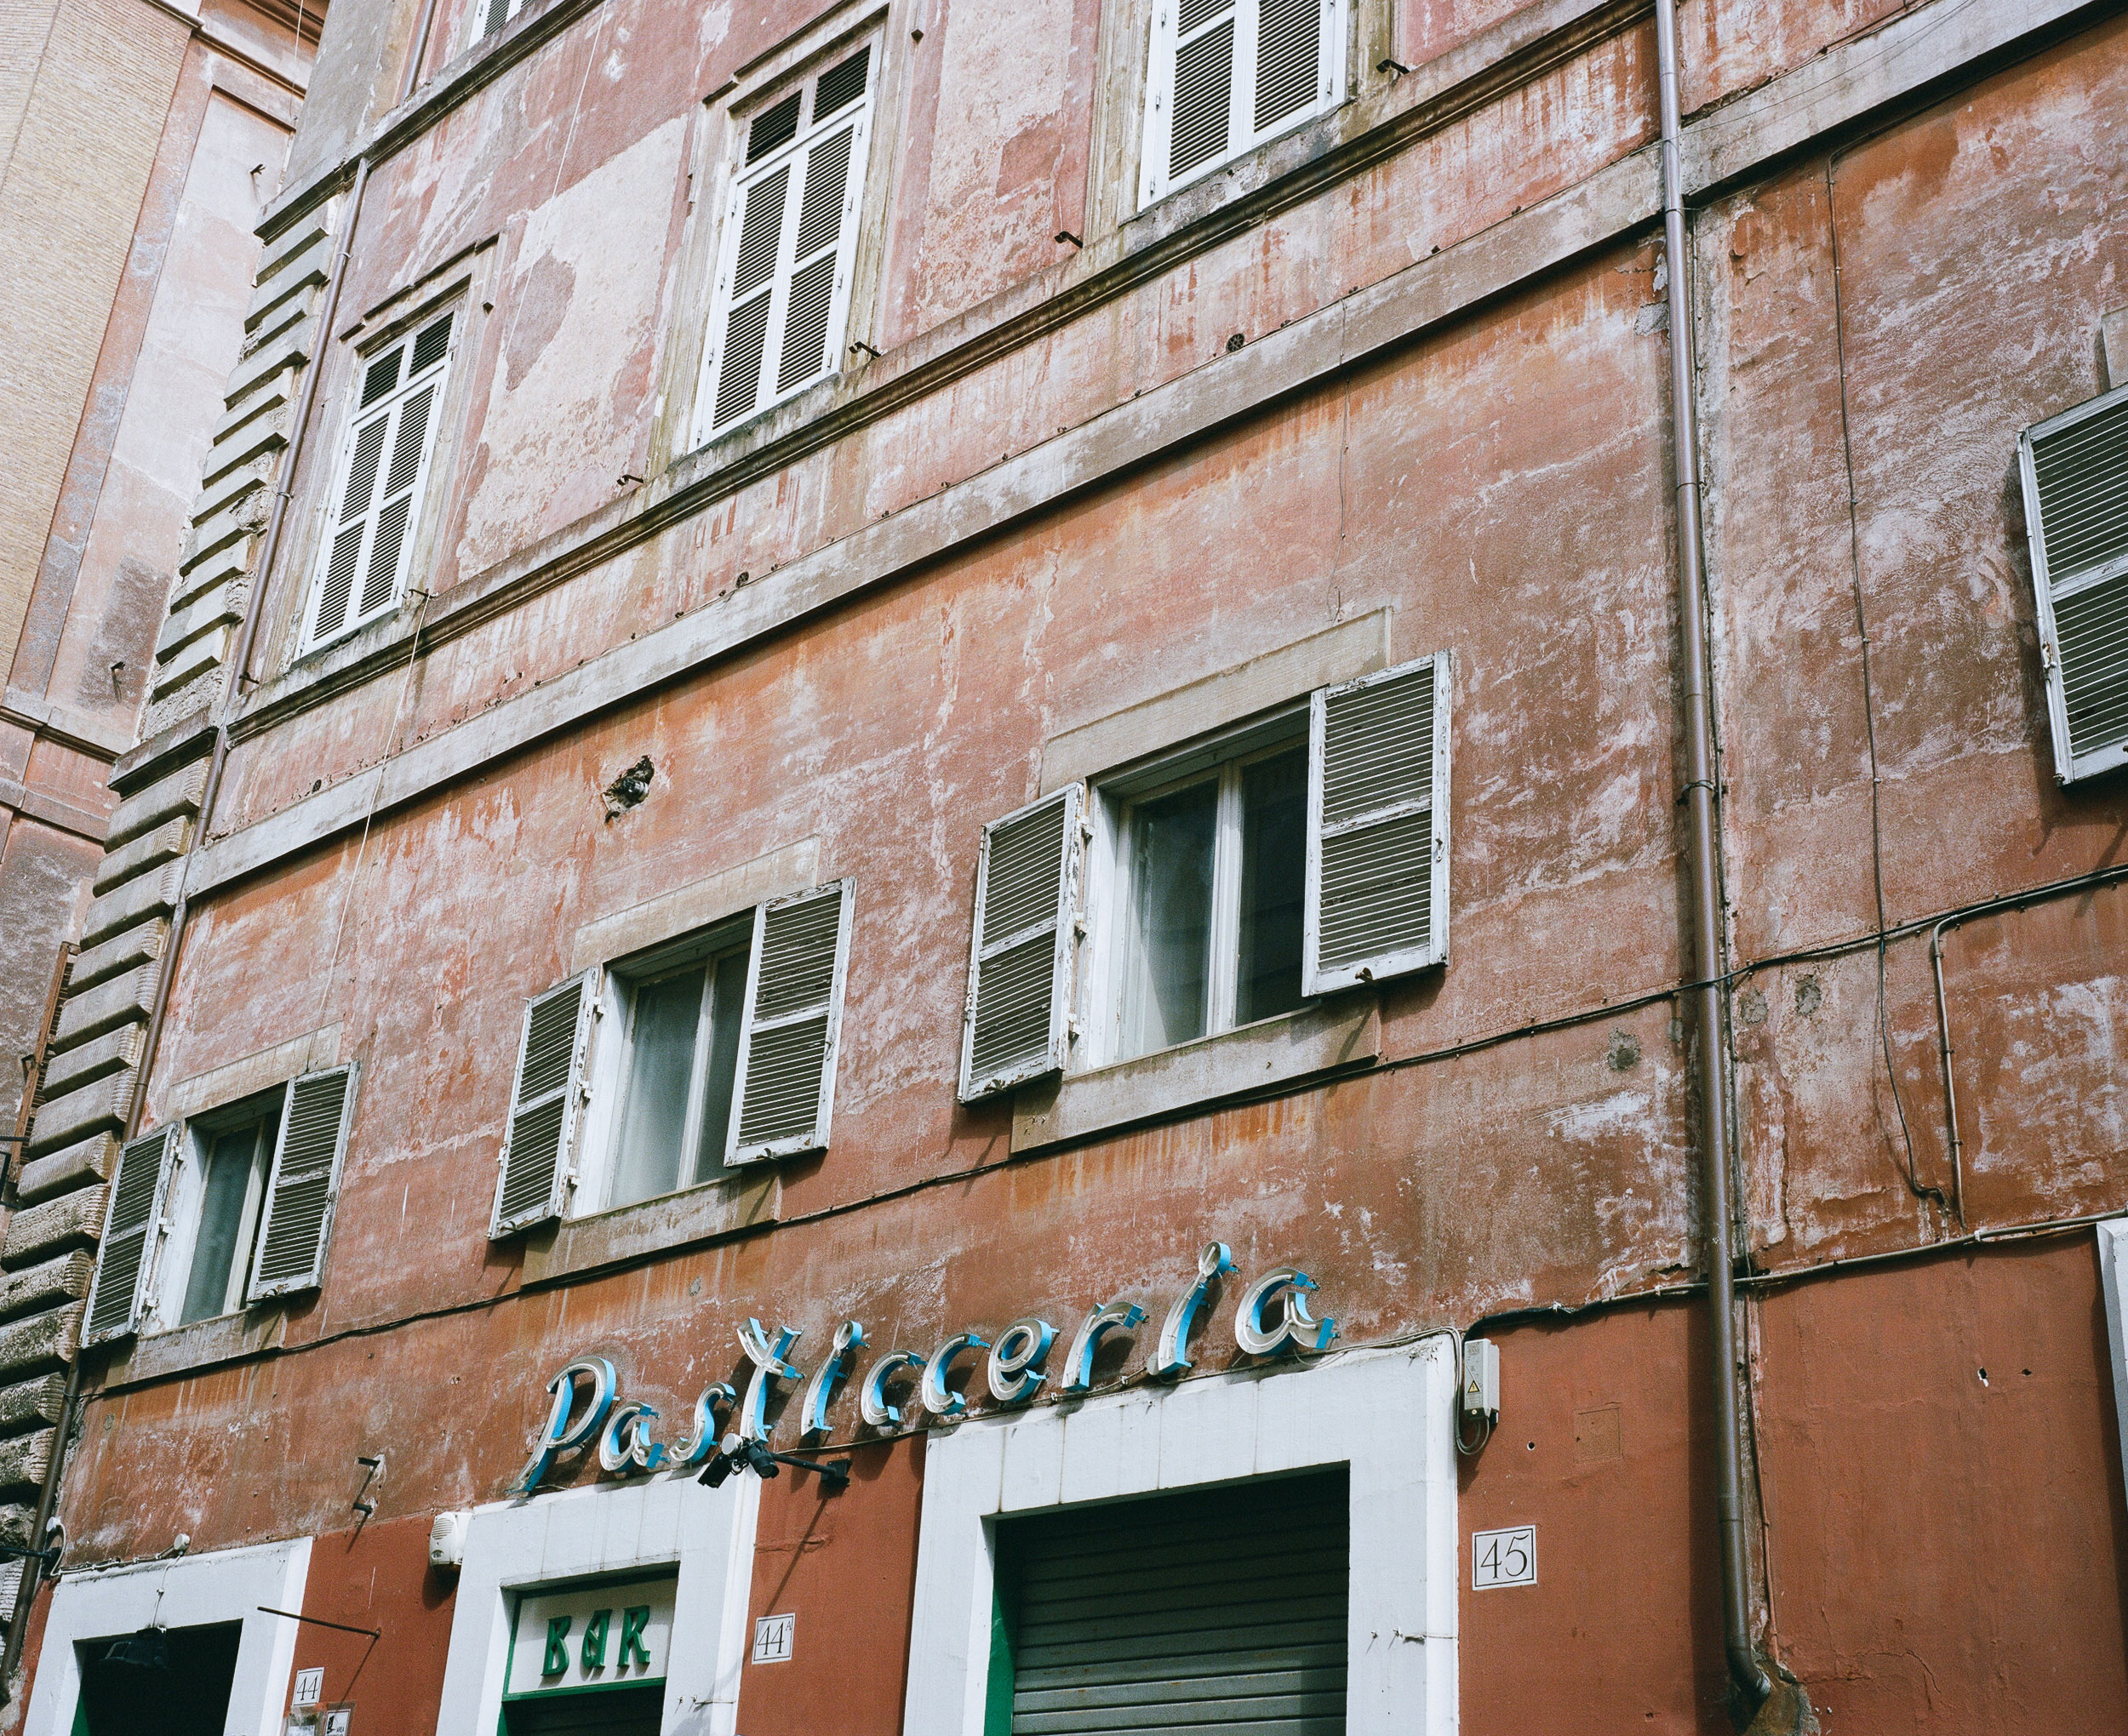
[1304,650,1450,995]
[726,880,854,1163]
[305,312,452,650]
[82,1126,178,1345]
[703,48,871,435]
[2020,385,2128,782]
[246,1065,357,1300]
[490,974,596,1236]
[959,786,1084,1102]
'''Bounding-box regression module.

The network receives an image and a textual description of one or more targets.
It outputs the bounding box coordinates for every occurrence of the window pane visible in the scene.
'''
[609,968,704,1208]
[1236,745,1307,1024]
[1119,779,1218,1059]
[180,1119,272,1324]
[691,948,750,1185]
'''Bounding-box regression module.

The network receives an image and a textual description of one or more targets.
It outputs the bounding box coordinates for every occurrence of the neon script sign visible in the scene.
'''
[521,1242,1334,1491]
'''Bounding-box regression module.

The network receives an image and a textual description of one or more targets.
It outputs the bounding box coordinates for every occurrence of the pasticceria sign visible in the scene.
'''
[521,1242,1335,1491]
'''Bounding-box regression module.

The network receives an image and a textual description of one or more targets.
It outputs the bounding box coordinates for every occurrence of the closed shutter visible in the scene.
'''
[305,311,454,651]
[726,880,854,1163]
[1304,651,1450,995]
[960,787,1084,1102]
[82,1126,178,1345]
[701,46,872,436]
[992,1468,1349,1736]
[1141,0,1345,205]
[246,1065,357,1299]
[2020,385,2128,782]
[491,974,597,1236]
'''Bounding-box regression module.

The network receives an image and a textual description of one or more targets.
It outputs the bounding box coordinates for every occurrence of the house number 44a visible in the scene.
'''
[1471,1524,1536,1590]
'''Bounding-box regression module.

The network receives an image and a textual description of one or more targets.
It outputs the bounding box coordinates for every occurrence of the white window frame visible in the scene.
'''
[1138,0,1351,209]
[574,915,754,1216]
[901,1340,1457,1736]
[154,1094,277,1331]
[691,37,879,447]
[432,1477,759,1734]
[1081,705,1311,1070]
[299,311,457,656]
[22,1539,312,1736]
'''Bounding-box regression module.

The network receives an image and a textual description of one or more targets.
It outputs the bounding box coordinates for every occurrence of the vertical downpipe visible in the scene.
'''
[1650,0,1780,1720]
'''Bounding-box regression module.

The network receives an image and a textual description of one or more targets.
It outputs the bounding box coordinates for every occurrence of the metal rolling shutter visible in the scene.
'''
[994,1468,1348,1736]
[501,1686,664,1734]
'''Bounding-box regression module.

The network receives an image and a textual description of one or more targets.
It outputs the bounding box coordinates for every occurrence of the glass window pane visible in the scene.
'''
[180,1118,273,1324]
[691,948,750,1185]
[1119,779,1218,1059]
[1236,745,1307,1024]
[609,968,705,1208]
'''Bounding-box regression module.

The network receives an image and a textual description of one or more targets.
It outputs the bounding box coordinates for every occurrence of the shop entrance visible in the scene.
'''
[72,1621,242,1735]
[501,1683,666,1733]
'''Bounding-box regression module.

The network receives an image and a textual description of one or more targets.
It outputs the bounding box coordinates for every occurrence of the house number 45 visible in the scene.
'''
[1471,1525,1536,1590]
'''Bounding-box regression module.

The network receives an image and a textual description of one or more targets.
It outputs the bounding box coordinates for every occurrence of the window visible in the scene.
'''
[958,653,1448,1100]
[164,1099,277,1326]
[477,0,528,39]
[491,881,856,1237]
[696,42,875,440]
[603,924,751,1210]
[81,1067,358,1344]
[1140,0,1349,207]
[1106,720,1307,1060]
[301,311,455,653]
[987,1470,1349,1735]
[2019,385,2128,782]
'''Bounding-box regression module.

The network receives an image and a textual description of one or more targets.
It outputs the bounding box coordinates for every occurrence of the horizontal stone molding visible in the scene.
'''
[0,1255,94,1328]
[106,757,209,851]
[81,859,183,950]
[14,1136,117,1208]
[50,964,159,1049]
[92,817,192,896]
[67,919,166,997]
[2,1196,107,1270]
[0,1305,85,1380]
[0,1429,55,1495]
[24,1071,132,1160]
[0,1373,68,1435]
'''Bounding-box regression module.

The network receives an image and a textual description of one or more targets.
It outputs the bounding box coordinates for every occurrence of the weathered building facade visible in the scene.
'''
[7,0,2128,1728]
[0,0,322,1137]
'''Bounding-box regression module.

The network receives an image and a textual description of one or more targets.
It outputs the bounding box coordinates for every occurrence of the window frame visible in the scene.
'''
[156,1094,279,1331]
[689,32,882,448]
[296,304,461,658]
[1082,705,1311,1070]
[1137,0,1353,209]
[578,916,755,1216]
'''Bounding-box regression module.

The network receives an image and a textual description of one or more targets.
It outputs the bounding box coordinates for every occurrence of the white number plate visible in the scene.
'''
[752,1611,796,1664]
[1471,1524,1536,1590]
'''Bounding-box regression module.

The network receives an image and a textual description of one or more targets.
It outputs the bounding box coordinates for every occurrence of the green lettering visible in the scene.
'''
[581,1607,611,1671]
[619,1605,653,1668]
[542,1616,571,1676]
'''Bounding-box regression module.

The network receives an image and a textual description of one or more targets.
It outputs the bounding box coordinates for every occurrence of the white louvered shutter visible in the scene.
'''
[1304,651,1450,995]
[959,786,1084,1102]
[726,880,854,1163]
[701,46,872,436]
[246,1065,357,1300]
[1141,0,1346,206]
[2020,385,2128,783]
[83,1126,179,1345]
[304,311,454,651]
[490,974,597,1236]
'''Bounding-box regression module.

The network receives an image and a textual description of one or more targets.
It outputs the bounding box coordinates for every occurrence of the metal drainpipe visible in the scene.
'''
[0,0,451,1682]
[1650,0,1776,1716]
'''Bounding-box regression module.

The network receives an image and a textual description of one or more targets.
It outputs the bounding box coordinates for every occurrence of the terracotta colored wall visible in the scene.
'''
[283,1516,457,1728]
[733,1436,924,1736]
